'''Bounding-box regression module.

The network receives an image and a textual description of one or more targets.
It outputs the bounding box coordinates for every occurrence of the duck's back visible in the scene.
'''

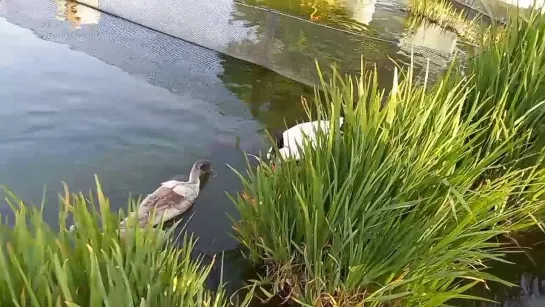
[283,120,335,148]
[122,181,200,227]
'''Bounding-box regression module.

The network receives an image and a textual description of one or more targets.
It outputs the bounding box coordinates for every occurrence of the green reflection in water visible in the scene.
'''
[227,3,404,87]
[218,53,314,133]
[239,0,370,34]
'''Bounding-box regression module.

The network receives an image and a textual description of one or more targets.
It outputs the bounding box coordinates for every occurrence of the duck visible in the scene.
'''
[266,117,345,162]
[119,159,214,229]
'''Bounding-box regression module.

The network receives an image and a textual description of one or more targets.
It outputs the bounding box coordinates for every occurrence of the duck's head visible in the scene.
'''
[192,159,215,177]
[266,130,285,161]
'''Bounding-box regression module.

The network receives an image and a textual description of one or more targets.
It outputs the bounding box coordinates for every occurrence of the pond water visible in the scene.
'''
[75,0,466,86]
[238,0,405,36]
[1,0,544,305]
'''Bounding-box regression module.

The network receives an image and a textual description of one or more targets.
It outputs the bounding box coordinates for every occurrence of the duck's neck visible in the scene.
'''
[188,168,200,184]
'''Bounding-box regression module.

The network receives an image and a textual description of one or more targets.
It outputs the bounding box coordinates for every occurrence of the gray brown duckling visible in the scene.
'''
[119,159,213,229]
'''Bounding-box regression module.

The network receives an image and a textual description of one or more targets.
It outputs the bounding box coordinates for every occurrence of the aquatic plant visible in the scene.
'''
[0,177,229,306]
[230,59,545,306]
[465,7,545,173]
[406,0,485,44]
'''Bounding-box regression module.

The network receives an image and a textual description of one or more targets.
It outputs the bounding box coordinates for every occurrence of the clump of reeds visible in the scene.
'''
[465,7,545,172]
[230,59,545,305]
[0,177,228,306]
[229,7,545,305]
[406,0,487,44]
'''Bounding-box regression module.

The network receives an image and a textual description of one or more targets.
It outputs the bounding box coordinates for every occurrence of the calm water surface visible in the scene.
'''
[0,2,313,255]
[238,0,408,38]
[1,0,544,305]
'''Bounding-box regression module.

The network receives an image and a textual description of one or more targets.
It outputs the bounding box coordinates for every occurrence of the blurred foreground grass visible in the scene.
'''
[0,177,231,306]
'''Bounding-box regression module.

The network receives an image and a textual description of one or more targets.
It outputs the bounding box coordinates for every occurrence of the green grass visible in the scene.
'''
[0,177,229,306]
[464,7,545,172]
[230,8,545,306]
[230,59,545,306]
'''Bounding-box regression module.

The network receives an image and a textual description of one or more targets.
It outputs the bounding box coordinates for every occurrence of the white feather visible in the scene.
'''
[161,180,180,189]
[172,184,198,199]
[268,117,344,161]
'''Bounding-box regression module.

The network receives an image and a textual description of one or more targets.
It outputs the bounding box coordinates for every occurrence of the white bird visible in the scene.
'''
[266,117,345,161]
[119,159,213,229]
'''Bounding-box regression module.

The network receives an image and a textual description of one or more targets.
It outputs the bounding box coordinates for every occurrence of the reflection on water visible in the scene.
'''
[230,0,468,87]
[218,53,313,132]
[400,20,458,55]
[57,0,463,89]
[344,0,376,25]
[55,0,101,29]
[239,0,371,33]
[228,2,421,88]
[396,18,460,78]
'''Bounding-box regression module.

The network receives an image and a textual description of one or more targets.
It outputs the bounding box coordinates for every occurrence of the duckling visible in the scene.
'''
[119,159,213,229]
[266,117,345,162]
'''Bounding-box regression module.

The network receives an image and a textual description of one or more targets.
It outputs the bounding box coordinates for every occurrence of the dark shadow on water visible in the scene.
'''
[217,53,313,133]
[451,229,545,306]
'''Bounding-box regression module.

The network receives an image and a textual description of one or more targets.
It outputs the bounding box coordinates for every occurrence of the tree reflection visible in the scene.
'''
[226,3,401,88]
[217,54,313,133]
[219,0,460,132]
[240,0,369,33]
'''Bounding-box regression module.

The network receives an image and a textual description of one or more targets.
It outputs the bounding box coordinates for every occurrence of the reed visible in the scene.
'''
[465,7,545,172]
[0,177,229,306]
[230,58,545,305]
